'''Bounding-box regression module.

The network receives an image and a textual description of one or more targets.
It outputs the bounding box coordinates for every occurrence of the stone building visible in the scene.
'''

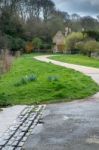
[53,31,65,53]
[53,27,71,53]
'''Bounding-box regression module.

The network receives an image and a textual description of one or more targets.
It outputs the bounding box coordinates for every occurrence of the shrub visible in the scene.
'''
[40,43,52,51]
[83,31,99,41]
[7,36,25,51]
[48,76,59,82]
[15,74,37,86]
[25,42,33,53]
[14,38,25,51]
[65,32,84,53]
[27,75,37,82]
[75,42,84,53]
[32,37,42,52]
[0,34,10,49]
[76,40,99,57]
[84,40,99,57]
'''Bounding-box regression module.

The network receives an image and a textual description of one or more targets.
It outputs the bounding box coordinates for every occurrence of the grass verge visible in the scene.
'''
[51,54,99,68]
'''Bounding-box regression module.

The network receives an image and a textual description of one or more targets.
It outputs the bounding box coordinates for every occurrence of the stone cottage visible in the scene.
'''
[53,27,72,53]
[53,31,65,53]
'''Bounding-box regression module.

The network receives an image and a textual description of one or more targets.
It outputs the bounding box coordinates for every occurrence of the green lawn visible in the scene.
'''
[51,54,99,68]
[0,54,98,107]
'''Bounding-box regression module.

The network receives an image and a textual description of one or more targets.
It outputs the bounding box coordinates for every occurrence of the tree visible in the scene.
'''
[83,31,99,41]
[65,32,84,53]
[47,14,65,37]
[41,0,55,22]
[0,33,9,50]
[71,13,80,21]
[0,8,24,38]
[7,36,25,51]
[32,37,42,52]
[52,10,70,22]
[84,40,99,57]
[75,41,85,54]
[80,16,96,31]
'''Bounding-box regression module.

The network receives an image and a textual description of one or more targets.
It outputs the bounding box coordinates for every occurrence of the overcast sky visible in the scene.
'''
[52,0,99,17]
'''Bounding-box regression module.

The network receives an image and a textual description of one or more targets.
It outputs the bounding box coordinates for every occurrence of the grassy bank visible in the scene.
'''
[0,54,98,106]
[51,54,99,68]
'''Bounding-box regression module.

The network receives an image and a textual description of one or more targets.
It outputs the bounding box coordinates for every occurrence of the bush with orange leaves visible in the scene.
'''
[25,42,34,53]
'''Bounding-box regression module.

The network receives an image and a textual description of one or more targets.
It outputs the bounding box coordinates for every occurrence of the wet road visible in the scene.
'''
[23,98,99,150]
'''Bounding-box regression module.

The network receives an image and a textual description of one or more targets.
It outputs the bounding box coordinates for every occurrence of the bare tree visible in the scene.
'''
[41,0,55,22]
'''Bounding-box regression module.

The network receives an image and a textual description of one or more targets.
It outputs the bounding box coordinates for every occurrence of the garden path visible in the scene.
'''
[34,55,99,84]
